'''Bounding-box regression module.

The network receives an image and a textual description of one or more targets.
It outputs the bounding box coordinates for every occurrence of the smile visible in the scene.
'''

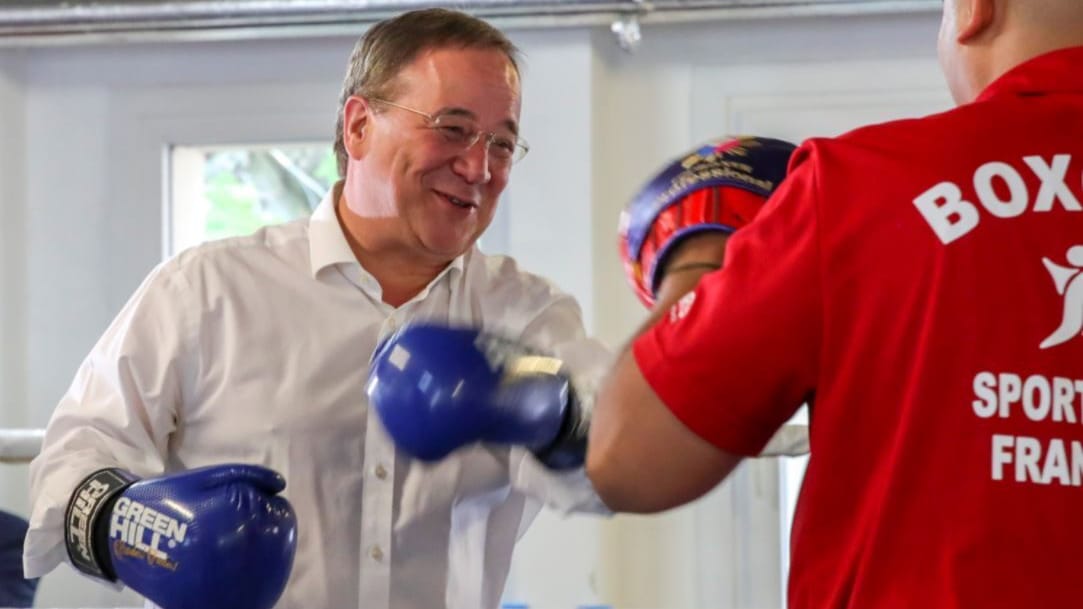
[437,190,478,209]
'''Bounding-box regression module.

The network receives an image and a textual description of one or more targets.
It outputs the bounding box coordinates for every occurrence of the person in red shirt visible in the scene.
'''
[587,1,1083,608]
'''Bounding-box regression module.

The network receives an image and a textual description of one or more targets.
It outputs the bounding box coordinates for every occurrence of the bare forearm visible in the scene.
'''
[587,232,741,512]
[587,348,741,512]
[630,231,730,341]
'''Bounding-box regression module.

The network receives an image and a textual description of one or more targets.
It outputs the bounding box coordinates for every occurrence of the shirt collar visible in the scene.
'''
[309,181,357,278]
[307,181,467,293]
[976,45,1083,103]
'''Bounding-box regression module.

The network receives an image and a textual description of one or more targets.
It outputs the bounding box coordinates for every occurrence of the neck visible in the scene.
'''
[990,36,1077,82]
[978,7,1083,95]
[335,195,453,308]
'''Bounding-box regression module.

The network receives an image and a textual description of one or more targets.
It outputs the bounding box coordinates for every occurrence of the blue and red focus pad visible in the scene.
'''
[618,136,796,307]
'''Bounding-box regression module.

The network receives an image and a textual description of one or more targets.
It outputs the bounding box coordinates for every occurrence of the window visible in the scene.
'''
[169,143,337,255]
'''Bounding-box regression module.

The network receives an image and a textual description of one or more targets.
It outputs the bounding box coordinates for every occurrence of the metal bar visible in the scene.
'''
[0,0,940,46]
[0,425,807,463]
[0,429,44,464]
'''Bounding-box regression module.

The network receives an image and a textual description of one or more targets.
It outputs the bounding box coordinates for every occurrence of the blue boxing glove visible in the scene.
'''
[366,323,589,469]
[64,464,297,609]
[618,136,796,307]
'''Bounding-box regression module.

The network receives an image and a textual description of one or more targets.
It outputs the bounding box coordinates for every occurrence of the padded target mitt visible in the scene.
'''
[618,136,796,307]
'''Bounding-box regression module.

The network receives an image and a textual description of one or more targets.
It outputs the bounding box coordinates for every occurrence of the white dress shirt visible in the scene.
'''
[24,185,610,609]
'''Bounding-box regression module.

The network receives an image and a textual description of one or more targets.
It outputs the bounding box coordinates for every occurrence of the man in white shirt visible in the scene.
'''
[24,8,608,609]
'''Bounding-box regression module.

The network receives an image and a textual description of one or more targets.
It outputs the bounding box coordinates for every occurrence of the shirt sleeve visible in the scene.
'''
[507,295,612,516]
[23,260,197,578]
[633,145,823,456]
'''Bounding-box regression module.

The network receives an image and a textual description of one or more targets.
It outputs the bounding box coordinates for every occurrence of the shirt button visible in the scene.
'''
[387,316,399,330]
[370,545,384,561]
[374,464,388,480]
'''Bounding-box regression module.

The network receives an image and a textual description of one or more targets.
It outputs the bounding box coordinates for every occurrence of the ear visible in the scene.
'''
[342,95,371,161]
[956,0,996,42]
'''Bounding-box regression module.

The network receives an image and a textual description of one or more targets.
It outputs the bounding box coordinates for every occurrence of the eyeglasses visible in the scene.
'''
[369,98,530,165]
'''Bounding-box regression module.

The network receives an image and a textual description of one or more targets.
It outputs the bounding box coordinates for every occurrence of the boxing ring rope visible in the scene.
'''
[0,425,808,464]
[0,425,804,609]
[0,429,44,464]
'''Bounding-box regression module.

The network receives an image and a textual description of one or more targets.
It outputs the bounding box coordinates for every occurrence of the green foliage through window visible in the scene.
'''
[202,145,337,242]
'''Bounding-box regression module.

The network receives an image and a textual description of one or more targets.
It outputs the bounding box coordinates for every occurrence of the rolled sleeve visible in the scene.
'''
[24,261,196,578]
[509,296,613,515]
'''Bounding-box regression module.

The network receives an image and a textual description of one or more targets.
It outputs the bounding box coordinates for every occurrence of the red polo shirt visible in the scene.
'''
[635,46,1083,609]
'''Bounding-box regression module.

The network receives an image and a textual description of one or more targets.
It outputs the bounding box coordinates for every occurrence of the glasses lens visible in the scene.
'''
[431,114,528,165]
[512,140,529,164]
[431,115,478,147]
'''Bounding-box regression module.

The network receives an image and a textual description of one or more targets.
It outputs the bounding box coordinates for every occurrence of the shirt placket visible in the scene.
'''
[358,401,396,609]
[357,310,405,609]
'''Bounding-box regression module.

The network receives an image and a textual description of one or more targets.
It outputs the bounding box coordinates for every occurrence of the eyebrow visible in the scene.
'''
[434,106,520,136]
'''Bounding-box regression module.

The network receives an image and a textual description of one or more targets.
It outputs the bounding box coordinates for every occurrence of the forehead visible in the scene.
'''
[394,46,522,120]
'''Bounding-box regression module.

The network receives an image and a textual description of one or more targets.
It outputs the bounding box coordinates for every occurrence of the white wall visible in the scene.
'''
[0,9,950,608]
[0,53,25,426]
[0,50,31,542]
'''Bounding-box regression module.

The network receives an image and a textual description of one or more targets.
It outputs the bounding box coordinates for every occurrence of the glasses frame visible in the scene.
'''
[368,97,530,165]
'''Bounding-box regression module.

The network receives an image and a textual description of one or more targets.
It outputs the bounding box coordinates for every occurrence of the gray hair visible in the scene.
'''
[333,8,522,177]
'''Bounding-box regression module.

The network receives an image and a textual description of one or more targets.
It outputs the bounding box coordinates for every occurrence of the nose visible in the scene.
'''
[452,137,492,185]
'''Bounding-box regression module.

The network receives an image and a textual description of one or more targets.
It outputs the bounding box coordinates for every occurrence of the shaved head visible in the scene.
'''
[939,0,1083,104]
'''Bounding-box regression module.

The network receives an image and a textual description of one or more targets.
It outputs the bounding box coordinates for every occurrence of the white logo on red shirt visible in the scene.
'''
[1040,244,1083,349]
[912,153,1081,245]
[669,291,697,323]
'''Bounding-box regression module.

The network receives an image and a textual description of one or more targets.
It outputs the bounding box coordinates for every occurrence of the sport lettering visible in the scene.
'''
[67,479,111,563]
[914,154,1082,244]
[972,371,1083,422]
[991,435,1083,486]
[109,497,188,562]
[973,371,1083,486]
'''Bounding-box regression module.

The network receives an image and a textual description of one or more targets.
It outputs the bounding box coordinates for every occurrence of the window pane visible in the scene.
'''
[170,144,336,256]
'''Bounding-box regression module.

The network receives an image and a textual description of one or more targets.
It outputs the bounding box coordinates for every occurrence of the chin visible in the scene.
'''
[414,214,486,260]
[422,236,473,260]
